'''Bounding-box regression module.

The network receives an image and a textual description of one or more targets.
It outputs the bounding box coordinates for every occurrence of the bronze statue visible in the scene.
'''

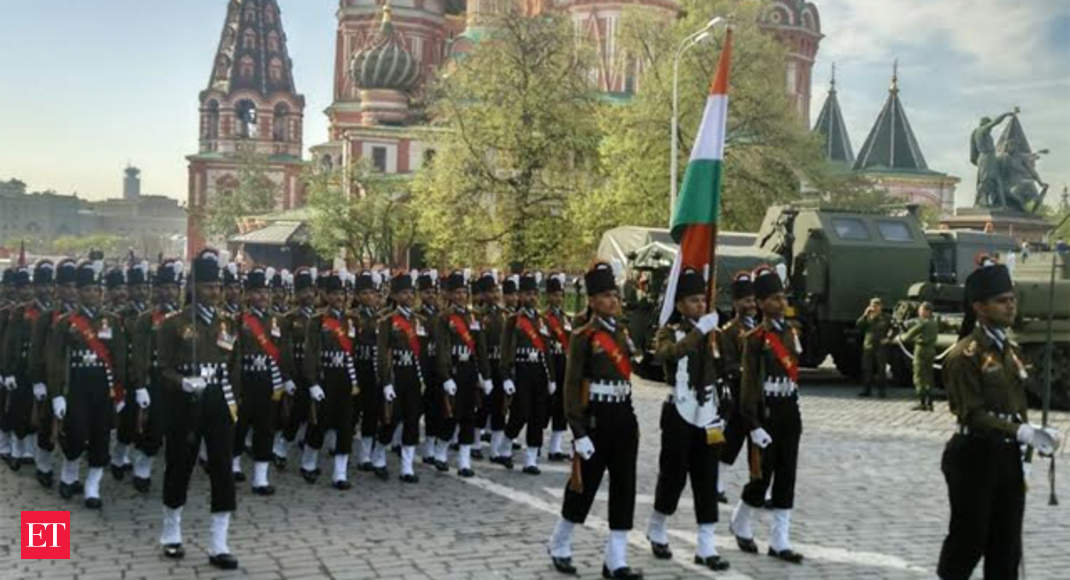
[970,108,1048,213]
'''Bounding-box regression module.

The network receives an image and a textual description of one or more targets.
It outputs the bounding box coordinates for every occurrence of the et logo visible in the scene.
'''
[21,511,70,559]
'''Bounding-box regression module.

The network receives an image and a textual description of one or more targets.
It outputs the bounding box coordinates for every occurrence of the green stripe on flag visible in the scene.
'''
[671,159,722,241]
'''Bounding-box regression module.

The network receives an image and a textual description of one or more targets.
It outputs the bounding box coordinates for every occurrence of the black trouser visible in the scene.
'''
[356,359,379,439]
[422,360,442,442]
[233,372,276,462]
[720,375,747,465]
[548,353,567,431]
[487,363,507,431]
[505,362,549,448]
[281,379,309,444]
[741,396,801,509]
[37,399,55,454]
[7,377,37,439]
[937,433,1024,580]
[134,374,167,457]
[306,370,355,455]
[162,385,236,512]
[379,368,422,446]
[561,402,639,530]
[439,361,479,444]
[653,402,720,524]
[115,387,137,449]
[61,374,113,467]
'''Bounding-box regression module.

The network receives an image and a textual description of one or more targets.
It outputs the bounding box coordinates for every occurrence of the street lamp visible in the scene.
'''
[670,17,725,226]
[1042,213,1069,506]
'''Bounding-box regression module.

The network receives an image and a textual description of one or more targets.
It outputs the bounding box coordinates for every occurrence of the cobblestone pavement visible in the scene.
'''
[3,369,1069,579]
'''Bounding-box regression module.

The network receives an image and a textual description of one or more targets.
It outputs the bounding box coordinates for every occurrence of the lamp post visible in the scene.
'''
[1042,212,1069,506]
[670,17,724,227]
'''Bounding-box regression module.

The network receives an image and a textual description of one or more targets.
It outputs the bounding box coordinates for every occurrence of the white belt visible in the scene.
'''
[517,347,542,363]
[451,345,472,362]
[763,379,798,397]
[589,381,631,403]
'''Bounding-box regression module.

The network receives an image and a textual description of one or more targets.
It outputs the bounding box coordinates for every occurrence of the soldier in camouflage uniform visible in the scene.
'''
[857,297,891,398]
[898,301,938,411]
[938,257,1060,579]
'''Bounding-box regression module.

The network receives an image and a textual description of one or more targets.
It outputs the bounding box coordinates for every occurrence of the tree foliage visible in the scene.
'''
[305,162,419,268]
[200,150,280,241]
[52,233,123,257]
[412,10,603,269]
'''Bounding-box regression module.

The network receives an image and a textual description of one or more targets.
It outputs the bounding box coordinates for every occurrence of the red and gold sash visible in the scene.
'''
[448,313,476,353]
[758,328,799,382]
[24,305,40,323]
[587,329,631,380]
[152,310,166,329]
[68,313,124,405]
[545,312,569,350]
[392,314,421,357]
[243,313,282,367]
[322,316,354,353]
[515,315,546,353]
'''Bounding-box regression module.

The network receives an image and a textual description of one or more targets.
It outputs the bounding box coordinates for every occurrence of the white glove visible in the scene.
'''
[383,384,397,402]
[574,436,595,460]
[283,380,297,396]
[181,377,207,393]
[135,388,151,409]
[3,376,15,391]
[482,379,493,396]
[52,396,67,420]
[309,385,326,402]
[443,379,457,396]
[749,427,773,448]
[695,311,720,335]
[548,381,557,395]
[503,379,516,396]
[1019,424,1059,455]
[33,383,47,401]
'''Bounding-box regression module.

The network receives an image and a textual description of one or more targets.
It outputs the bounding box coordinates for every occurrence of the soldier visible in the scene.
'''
[0,266,36,470]
[274,267,317,469]
[0,268,16,464]
[938,257,1061,579]
[107,265,139,479]
[716,272,758,502]
[374,272,427,482]
[500,272,557,475]
[157,248,241,569]
[432,271,490,477]
[221,263,242,318]
[271,270,290,315]
[49,261,127,509]
[476,272,512,467]
[351,270,382,471]
[729,266,804,564]
[899,301,938,411]
[857,297,891,398]
[30,259,78,488]
[232,267,296,495]
[128,259,183,493]
[415,270,442,465]
[645,267,730,571]
[302,272,358,489]
[547,262,642,579]
[543,273,572,462]
[502,275,519,313]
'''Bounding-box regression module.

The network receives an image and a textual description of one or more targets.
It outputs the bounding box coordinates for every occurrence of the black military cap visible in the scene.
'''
[33,260,55,286]
[192,249,221,283]
[546,273,565,293]
[127,262,149,286]
[675,266,705,301]
[294,267,314,291]
[1,268,13,287]
[731,271,754,300]
[222,263,240,287]
[519,273,538,293]
[965,255,1013,304]
[475,271,497,294]
[245,267,270,290]
[443,270,466,292]
[104,268,126,290]
[76,261,102,289]
[12,267,31,288]
[55,259,77,285]
[584,262,616,296]
[156,260,183,286]
[502,275,519,295]
[320,271,343,292]
[391,272,414,294]
[752,266,784,300]
[354,270,376,292]
[417,269,437,291]
[270,270,284,289]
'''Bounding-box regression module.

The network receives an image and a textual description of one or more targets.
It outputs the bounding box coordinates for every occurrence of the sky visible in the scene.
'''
[0,0,1067,210]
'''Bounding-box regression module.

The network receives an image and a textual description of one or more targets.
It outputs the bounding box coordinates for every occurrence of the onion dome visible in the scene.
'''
[351,4,421,92]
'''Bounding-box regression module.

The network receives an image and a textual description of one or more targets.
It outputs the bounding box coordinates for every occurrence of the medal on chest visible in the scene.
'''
[217,321,235,351]
[97,318,113,340]
[270,317,281,338]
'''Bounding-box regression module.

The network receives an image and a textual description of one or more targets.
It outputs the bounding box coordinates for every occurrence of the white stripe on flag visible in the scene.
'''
[688,95,728,162]
[658,249,683,326]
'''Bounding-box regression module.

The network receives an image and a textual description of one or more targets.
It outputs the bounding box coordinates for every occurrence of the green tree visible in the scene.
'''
[305,162,419,268]
[52,233,123,257]
[199,150,279,241]
[412,9,603,269]
[578,0,865,244]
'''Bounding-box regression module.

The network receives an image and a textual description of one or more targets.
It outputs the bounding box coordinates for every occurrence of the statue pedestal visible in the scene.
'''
[940,207,1051,242]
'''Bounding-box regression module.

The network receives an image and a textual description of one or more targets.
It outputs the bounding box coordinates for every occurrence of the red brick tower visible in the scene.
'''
[759,0,823,126]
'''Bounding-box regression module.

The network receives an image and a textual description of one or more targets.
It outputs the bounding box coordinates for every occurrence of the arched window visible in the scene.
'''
[267,31,280,52]
[268,57,283,82]
[236,100,258,139]
[205,100,220,139]
[264,4,277,24]
[272,103,289,141]
[242,29,257,50]
[239,55,255,78]
[214,55,231,79]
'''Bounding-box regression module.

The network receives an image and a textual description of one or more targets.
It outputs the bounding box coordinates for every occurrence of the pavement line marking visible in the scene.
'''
[451,473,754,580]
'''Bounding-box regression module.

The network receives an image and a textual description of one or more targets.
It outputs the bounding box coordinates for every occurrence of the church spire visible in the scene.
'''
[812,63,854,165]
[206,0,298,98]
[852,60,930,173]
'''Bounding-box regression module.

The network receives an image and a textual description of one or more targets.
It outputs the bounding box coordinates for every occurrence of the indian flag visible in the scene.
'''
[659,28,732,326]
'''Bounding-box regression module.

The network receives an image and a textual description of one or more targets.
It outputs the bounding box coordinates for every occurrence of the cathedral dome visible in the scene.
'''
[351,4,421,93]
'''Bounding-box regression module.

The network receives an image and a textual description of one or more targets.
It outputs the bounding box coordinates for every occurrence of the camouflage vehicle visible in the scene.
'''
[890,250,1070,408]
